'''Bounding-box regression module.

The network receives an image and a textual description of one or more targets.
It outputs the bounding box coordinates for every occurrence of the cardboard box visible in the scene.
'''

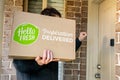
[9,11,76,61]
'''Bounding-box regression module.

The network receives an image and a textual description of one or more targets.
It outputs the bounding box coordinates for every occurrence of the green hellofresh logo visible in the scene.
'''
[13,23,39,45]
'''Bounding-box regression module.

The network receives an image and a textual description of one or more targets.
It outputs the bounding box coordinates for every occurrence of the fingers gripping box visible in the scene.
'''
[9,11,76,61]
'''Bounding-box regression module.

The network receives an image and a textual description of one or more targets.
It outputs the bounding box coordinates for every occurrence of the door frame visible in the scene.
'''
[86,0,116,80]
[0,0,5,75]
[86,0,99,80]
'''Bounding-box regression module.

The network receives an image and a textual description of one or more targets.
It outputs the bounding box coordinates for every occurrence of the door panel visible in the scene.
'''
[87,0,116,80]
[99,0,116,80]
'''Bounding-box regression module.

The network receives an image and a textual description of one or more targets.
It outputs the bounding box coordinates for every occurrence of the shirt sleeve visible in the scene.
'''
[76,38,82,51]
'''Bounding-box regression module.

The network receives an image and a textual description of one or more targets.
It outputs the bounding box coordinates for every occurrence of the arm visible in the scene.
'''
[76,32,87,51]
[76,38,82,51]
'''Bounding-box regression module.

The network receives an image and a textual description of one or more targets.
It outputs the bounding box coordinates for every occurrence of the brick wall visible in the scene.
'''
[3,1,120,80]
[1,0,87,80]
[64,0,87,80]
[116,0,120,80]
[1,0,23,80]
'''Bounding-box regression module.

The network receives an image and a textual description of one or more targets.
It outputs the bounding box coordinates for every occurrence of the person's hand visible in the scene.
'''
[35,49,59,66]
[78,32,87,41]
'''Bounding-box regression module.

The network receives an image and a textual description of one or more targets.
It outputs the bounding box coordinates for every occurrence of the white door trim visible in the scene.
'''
[0,0,5,75]
[86,0,99,80]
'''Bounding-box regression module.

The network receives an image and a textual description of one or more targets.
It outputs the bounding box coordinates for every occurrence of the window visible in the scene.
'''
[23,0,65,17]
[47,0,65,17]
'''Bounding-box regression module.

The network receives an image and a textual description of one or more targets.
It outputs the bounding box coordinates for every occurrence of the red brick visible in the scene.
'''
[72,58,80,63]
[117,1,120,10]
[73,70,80,75]
[116,66,120,76]
[2,68,16,74]
[80,59,86,64]
[64,76,78,80]
[81,12,87,17]
[15,0,23,6]
[82,1,88,6]
[1,74,9,80]
[80,71,86,75]
[4,5,14,11]
[64,70,72,74]
[4,11,13,17]
[64,64,78,69]
[79,75,86,80]
[5,0,14,5]
[81,18,87,23]
[66,7,75,12]
[11,75,17,80]
[75,1,81,7]
[66,12,74,17]
[66,1,74,6]
[75,7,81,12]
[116,44,120,53]
[2,61,10,68]
[13,6,23,11]
[75,13,81,17]
[81,6,88,12]
[116,22,120,32]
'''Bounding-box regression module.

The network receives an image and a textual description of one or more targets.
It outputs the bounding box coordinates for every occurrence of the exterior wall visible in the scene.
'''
[1,0,23,80]
[116,0,120,80]
[64,0,87,80]
[1,0,87,80]
[2,1,120,80]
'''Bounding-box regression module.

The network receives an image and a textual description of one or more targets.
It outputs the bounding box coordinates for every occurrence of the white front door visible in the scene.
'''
[87,0,116,80]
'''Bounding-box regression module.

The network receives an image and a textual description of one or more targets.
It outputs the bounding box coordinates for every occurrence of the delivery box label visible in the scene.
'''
[13,23,39,45]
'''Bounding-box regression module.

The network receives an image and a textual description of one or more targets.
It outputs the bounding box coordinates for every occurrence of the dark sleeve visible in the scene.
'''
[76,38,82,51]
[13,59,42,73]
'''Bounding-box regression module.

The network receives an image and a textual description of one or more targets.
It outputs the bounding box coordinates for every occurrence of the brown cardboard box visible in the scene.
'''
[9,11,76,61]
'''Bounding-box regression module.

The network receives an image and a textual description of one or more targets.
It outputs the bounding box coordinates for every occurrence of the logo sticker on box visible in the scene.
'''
[13,23,39,45]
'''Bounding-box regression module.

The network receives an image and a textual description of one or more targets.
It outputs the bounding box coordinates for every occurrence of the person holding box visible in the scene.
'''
[13,7,87,80]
